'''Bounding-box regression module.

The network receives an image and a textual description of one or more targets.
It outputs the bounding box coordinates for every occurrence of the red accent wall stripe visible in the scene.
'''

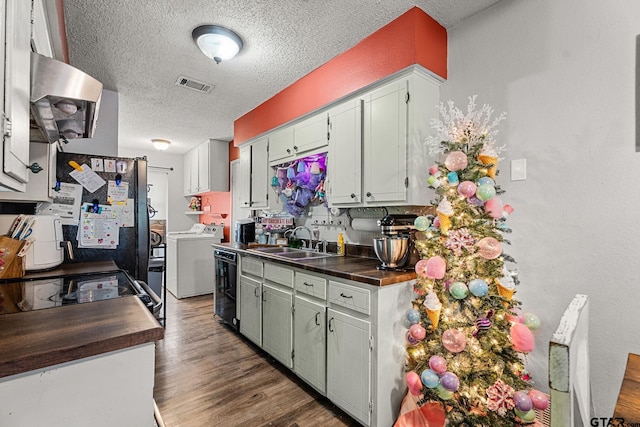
[233,7,447,145]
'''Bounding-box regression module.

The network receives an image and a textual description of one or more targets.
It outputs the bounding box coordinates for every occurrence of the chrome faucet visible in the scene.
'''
[291,226,313,249]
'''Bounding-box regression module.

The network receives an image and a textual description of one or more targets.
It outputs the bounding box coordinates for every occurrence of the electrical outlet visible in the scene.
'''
[511,158,527,181]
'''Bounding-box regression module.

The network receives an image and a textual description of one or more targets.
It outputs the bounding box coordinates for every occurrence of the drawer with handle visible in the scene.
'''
[264,262,294,288]
[328,280,370,315]
[241,256,263,278]
[294,272,327,300]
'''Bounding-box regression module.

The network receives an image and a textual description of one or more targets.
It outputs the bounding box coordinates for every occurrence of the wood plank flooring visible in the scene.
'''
[154,293,360,427]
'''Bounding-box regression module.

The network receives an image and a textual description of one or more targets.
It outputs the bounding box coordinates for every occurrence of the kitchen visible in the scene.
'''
[0,0,638,426]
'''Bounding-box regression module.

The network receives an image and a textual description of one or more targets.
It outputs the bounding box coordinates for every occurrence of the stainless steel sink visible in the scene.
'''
[248,246,335,259]
[249,246,300,253]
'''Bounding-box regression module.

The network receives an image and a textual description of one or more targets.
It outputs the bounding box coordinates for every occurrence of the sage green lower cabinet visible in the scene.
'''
[236,255,413,427]
[327,308,371,426]
[293,295,326,393]
[239,275,262,346]
[262,283,293,368]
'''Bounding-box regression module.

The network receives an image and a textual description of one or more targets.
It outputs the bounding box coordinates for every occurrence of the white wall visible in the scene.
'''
[64,89,119,156]
[118,147,193,233]
[446,0,640,416]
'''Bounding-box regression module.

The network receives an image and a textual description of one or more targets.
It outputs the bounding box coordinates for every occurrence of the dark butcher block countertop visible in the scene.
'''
[0,262,164,379]
[214,242,417,286]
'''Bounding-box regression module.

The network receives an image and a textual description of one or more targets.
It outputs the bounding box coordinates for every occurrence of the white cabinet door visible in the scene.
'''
[327,308,371,426]
[262,283,293,368]
[239,275,262,346]
[268,126,294,164]
[250,137,268,208]
[239,144,252,208]
[293,112,328,155]
[0,142,55,201]
[0,0,31,191]
[294,295,326,393]
[197,141,209,193]
[183,148,195,196]
[363,80,408,204]
[327,99,362,206]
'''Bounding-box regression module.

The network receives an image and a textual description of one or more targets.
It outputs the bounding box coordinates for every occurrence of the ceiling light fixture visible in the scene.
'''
[152,138,171,151]
[192,25,243,64]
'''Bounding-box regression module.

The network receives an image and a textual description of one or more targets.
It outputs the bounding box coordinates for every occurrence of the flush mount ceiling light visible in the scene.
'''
[192,25,243,64]
[152,139,171,151]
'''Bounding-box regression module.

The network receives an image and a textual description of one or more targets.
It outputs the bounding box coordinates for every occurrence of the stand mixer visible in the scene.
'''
[373,214,419,271]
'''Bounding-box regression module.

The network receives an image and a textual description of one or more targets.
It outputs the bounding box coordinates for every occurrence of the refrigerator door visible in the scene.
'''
[55,152,149,283]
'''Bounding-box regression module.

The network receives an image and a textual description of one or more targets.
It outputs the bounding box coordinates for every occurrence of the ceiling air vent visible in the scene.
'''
[175,76,214,94]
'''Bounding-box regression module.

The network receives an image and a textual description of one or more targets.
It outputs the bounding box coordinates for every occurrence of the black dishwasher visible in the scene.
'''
[213,249,238,330]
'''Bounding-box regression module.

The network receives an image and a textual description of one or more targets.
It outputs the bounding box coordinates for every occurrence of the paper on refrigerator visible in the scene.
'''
[37,183,84,225]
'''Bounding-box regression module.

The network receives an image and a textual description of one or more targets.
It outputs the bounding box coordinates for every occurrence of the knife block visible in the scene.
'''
[0,236,26,279]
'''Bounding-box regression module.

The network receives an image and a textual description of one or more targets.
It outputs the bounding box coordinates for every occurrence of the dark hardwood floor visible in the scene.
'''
[154,292,360,427]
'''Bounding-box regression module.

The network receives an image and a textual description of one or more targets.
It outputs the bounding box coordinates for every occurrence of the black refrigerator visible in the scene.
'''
[55,152,150,283]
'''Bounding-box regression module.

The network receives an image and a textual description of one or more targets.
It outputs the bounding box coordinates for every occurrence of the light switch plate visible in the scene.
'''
[511,158,527,181]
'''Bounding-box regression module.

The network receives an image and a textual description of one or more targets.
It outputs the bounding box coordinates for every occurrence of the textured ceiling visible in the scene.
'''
[62,0,503,154]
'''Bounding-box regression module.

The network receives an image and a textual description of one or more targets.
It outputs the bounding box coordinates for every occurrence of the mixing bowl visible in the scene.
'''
[373,236,409,268]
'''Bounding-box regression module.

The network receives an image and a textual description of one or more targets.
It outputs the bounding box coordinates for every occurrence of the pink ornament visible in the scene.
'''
[476,237,502,259]
[442,329,467,353]
[406,371,422,396]
[409,324,427,341]
[428,355,447,374]
[444,151,468,171]
[484,197,503,219]
[432,216,441,227]
[457,181,477,198]
[414,259,429,277]
[429,165,440,175]
[503,204,515,218]
[506,307,524,324]
[510,322,535,353]
[528,389,549,410]
[426,256,446,279]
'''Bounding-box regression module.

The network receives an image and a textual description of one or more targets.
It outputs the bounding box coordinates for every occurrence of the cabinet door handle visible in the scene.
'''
[366,192,372,197]
[303,282,313,287]
[293,145,298,151]
[262,290,267,301]
[328,317,334,332]
[286,148,291,154]
[254,287,259,297]
[350,193,356,199]
[315,312,321,326]
[244,202,249,205]
[340,293,353,299]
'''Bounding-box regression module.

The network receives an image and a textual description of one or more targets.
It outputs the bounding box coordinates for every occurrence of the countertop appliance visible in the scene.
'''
[235,218,255,244]
[213,248,238,331]
[56,152,150,284]
[374,214,418,271]
[0,265,161,317]
[165,223,224,298]
[24,215,67,271]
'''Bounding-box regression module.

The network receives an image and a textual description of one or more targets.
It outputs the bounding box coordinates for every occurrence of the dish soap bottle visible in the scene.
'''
[337,233,345,256]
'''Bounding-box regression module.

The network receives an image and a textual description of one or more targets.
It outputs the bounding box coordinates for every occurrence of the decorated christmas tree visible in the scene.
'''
[400,97,548,426]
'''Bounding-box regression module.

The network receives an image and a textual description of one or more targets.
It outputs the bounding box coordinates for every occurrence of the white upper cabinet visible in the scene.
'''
[362,79,408,204]
[326,99,362,205]
[238,136,269,209]
[183,139,229,196]
[327,68,441,207]
[268,112,328,165]
[0,0,32,191]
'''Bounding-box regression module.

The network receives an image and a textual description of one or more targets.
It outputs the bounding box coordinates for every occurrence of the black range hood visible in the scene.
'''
[30,52,103,143]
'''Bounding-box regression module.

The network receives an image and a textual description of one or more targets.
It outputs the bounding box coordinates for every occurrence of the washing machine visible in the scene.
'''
[165,223,224,299]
